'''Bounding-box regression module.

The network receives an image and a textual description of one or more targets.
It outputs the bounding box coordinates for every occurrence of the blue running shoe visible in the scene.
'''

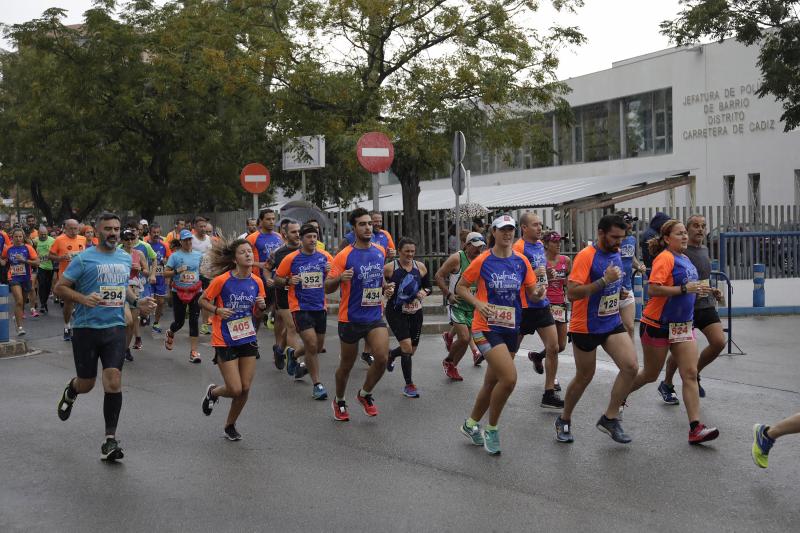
[657,381,680,405]
[312,383,328,401]
[151,323,163,334]
[752,424,774,468]
[272,344,285,370]
[555,416,574,443]
[482,428,501,455]
[285,347,297,376]
[596,415,632,444]
[460,420,483,446]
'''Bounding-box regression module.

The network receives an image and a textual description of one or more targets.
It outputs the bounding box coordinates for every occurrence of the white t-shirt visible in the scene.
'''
[192,235,214,277]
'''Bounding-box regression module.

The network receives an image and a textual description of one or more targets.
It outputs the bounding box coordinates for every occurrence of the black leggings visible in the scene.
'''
[38,268,54,309]
[170,292,200,337]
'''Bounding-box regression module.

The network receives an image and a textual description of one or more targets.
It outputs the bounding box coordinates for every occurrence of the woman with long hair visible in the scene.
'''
[199,237,266,441]
[1,228,40,335]
[627,220,719,444]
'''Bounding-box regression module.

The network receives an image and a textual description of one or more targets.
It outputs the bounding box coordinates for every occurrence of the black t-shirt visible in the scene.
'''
[684,245,715,309]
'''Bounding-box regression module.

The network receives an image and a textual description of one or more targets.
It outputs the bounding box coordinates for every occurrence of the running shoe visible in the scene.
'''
[460,421,484,446]
[285,347,297,376]
[482,428,501,455]
[57,384,75,421]
[386,353,396,372]
[403,383,420,398]
[272,344,285,370]
[361,352,374,366]
[164,330,175,350]
[101,437,124,461]
[657,381,680,405]
[266,313,275,330]
[554,377,561,392]
[202,384,218,416]
[16,327,26,336]
[200,323,211,335]
[555,416,574,443]
[528,351,545,374]
[332,399,350,421]
[442,360,463,381]
[189,351,201,364]
[596,415,632,444]
[125,349,134,362]
[357,391,378,416]
[30,308,40,318]
[63,328,71,342]
[688,423,719,445]
[472,346,484,366]
[151,323,162,334]
[294,362,308,381]
[698,376,706,398]
[312,383,328,401]
[224,424,242,441]
[40,305,48,315]
[442,331,454,351]
[133,337,143,350]
[541,390,564,410]
[751,424,774,468]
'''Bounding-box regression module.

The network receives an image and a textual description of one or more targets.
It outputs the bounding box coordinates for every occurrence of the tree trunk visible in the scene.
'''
[399,172,421,246]
[29,180,54,225]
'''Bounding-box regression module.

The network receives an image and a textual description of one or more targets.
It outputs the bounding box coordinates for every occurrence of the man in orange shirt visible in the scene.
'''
[49,219,88,341]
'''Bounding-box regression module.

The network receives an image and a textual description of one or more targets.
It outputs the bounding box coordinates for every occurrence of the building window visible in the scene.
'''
[723,175,735,206]
[748,173,761,222]
[795,170,800,206]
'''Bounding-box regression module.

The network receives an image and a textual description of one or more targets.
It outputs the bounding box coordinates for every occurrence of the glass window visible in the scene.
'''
[748,173,761,222]
[574,109,583,163]
[624,92,653,157]
[795,170,800,206]
[556,119,573,165]
[723,175,735,208]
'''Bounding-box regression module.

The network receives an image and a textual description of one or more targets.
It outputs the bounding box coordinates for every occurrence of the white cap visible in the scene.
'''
[491,214,516,229]
[139,219,149,225]
[465,232,486,247]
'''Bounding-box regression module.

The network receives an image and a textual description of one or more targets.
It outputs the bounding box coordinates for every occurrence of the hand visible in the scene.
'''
[447,293,462,305]
[289,275,301,286]
[137,297,157,314]
[696,283,712,297]
[685,281,702,294]
[620,289,630,300]
[416,289,427,300]
[340,268,354,282]
[255,296,267,310]
[177,265,187,273]
[148,275,156,285]
[547,267,557,280]
[636,264,647,274]
[603,265,622,284]
[533,285,546,300]
[476,301,494,319]
[265,277,275,288]
[535,265,547,278]
[712,288,724,302]
[82,293,103,308]
[217,307,235,319]
[383,282,396,298]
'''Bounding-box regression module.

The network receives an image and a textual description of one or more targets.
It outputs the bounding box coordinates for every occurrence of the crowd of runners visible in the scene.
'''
[2,207,795,466]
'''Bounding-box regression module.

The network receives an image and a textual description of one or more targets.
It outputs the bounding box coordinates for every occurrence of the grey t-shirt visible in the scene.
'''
[684,245,715,309]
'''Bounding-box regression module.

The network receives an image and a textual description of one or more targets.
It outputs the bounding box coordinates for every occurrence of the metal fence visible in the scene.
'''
[718,231,800,279]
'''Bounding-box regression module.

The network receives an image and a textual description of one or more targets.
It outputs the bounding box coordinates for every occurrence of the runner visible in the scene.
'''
[199,237,267,441]
[617,211,646,338]
[125,220,157,327]
[84,227,98,248]
[246,209,284,334]
[543,230,570,387]
[383,237,432,398]
[456,214,541,455]
[269,220,305,379]
[274,223,333,398]
[337,211,396,259]
[165,217,186,244]
[120,229,149,361]
[25,214,39,240]
[237,218,258,239]
[628,220,720,444]
[192,219,215,335]
[54,212,156,461]
[146,222,171,333]
[49,219,87,341]
[35,225,55,315]
[306,219,327,252]
[435,231,486,380]
[325,208,393,421]
[163,229,204,363]
[554,214,639,445]
[752,412,800,468]
[659,214,727,402]
[513,212,563,410]
[1,228,39,335]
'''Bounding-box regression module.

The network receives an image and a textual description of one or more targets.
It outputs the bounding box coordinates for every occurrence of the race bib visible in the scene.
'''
[598,291,620,317]
[179,271,198,283]
[99,285,125,307]
[488,304,515,329]
[402,299,422,314]
[699,279,710,288]
[155,265,165,275]
[10,264,25,276]
[551,304,567,323]
[361,286,382,307]
[537,273,548,287]
[669,321,693,343]
[227,316,255,341]
[301,271,323,289]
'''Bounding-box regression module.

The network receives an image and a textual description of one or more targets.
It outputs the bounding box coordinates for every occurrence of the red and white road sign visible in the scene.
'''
[239,163,271,194]
[356,132,394,174]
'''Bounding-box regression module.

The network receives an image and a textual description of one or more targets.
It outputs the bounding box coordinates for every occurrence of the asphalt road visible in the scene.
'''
[1,309,799,532]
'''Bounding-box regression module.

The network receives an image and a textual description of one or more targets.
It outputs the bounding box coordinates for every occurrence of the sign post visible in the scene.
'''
[282,136,325,200]
[239,163,271,219]
[452,131,466,231]
[356,132,395,213]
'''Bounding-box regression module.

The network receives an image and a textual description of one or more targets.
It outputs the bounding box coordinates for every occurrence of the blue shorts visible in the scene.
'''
[151,276,168,297]
[472,329,519,355]
[9,279,32,293]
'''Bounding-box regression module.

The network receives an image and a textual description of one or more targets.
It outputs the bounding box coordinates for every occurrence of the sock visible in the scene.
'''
[485,424,498,431]
[764,426,773,440]
[465,417,478,428]
[690,420,700,431]
[313,382,321,387]
[389,347,402,360]
[362,352,372,358]
[66,378,78,401]
[103,392,122,436]
[359,388,371,397]
[335,396,344,403]
[400,354,413,385]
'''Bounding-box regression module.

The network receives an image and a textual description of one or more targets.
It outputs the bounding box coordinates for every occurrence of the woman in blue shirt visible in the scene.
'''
[164,230,204,363]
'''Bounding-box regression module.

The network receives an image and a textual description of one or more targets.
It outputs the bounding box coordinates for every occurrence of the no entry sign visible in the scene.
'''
[356,132,394,174]
[239,163,271,194]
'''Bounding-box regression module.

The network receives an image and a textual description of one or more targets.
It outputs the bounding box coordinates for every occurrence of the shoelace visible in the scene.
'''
[337,402,347,413]
[362,395,374,405]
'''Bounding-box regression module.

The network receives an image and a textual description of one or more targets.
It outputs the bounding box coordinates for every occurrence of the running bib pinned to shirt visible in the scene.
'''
[155,265,165,275]
[180,271,198,283]
[401,298,422,314]
[227,316,255,341]
[10,264,25,276]
[99,285,125,307]
[598,292,620,316]
[361,287,382,307]
[488,304,515,329]
[669,321,693,343]
[300,271,323,289]
[550,304,567,323]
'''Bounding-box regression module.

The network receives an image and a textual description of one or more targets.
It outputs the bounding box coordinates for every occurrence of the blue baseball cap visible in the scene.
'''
[179,229,193,240]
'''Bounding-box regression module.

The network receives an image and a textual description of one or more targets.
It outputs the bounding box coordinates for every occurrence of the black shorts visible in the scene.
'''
[213,341,260,364]
[338,321,386,345]
[71,326,127,379]
[275,286,290,310]
[570,324,627,353]
[385,307,423,346]
[293,310,327,334]
[520,307,555,335]
[694,307,721,331]
[200,276,211,290]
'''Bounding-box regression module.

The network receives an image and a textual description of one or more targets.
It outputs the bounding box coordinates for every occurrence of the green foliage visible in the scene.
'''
[662,0,800,131]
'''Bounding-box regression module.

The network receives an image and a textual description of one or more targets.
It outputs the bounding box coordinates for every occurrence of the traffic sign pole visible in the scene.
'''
[240,162,271,219]
[253,194,258,219]
[372,173,380,212]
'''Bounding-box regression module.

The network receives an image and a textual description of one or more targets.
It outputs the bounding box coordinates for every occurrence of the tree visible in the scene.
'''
[662,0,800,131]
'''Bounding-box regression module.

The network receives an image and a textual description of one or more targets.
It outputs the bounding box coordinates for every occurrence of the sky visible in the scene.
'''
[0,0,686,79]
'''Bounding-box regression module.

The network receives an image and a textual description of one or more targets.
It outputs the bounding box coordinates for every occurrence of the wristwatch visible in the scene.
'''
[680,283,687,294]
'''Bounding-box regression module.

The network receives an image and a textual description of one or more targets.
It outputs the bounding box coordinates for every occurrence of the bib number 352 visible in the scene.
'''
[301,271,323,289]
